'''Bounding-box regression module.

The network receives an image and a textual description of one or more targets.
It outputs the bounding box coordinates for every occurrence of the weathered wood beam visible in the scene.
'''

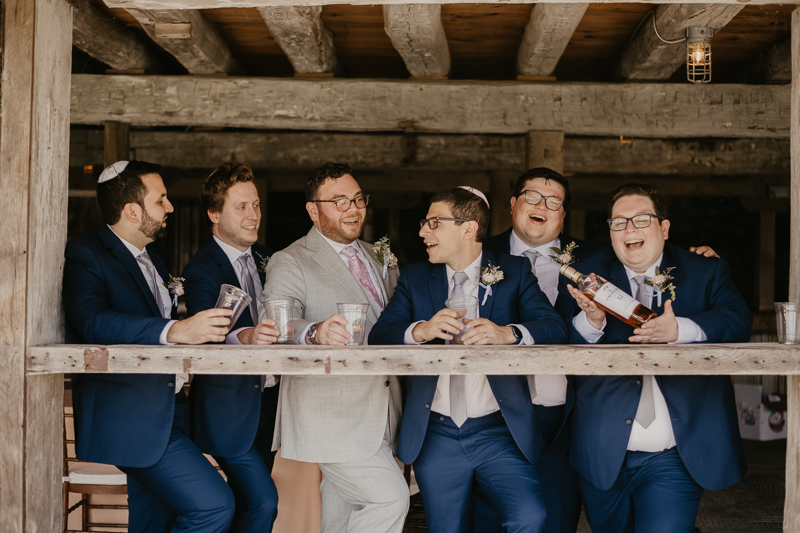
[1,0,71,530]
[125,9,242,74]
[25,343,800,376]
[68,129,791,178]
[516,4,589,77]
[383,4,450,78]
[69,75,791,138]
[103,121,129,167]
[611,4,744,81]
[526,131,564,172]
[734,38,791,84]
[70,0,163,72]
[103,0,800,8]
[256,7,338,74]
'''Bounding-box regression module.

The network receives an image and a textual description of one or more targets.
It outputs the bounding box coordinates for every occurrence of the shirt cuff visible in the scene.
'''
[509,324,535,345]
[573,311,605,344]
[296,322,314,345]
[671,317,707,344]
[263,375,279,388]
[227,327,249,345]
[404,321,427,345]
[160,320,178,345]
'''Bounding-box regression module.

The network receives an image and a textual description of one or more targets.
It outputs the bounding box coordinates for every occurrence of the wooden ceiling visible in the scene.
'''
[83,1,794,82]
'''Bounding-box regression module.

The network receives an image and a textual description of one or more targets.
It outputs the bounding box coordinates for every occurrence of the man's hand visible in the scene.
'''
[689,245,719,258]
[314,314,351,345]
[460,318,517,345]
[412,308,464,343]
[566,283,606,330]
[168,308,232,344]
[630,299,679,343]
[238,318,281,345]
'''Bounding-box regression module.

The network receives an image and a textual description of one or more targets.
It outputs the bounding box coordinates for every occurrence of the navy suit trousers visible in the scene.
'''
[578,448,703,533]
[119,391,235,533]
[215,446,279,533]
[415,411,546,533]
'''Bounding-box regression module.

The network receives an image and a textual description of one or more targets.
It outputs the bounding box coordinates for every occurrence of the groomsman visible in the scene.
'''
[63,160,236,533]
[182,162,279,532]
[261,163,409,532]
[369,187,568,533]
[558,183,751,533]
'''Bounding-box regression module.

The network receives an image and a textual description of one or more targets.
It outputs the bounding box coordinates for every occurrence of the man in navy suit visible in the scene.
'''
[558,183,751,533]
[63,160,237,533]
[182,163,279,532]
[369,187,568,533]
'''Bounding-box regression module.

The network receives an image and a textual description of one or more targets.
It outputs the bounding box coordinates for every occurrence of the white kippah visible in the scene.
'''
[98,161,129,184]
[458,186,490,208]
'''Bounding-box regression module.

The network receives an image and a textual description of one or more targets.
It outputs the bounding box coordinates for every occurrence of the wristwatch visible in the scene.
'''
[510,325,523,345]
[306,323,320,345]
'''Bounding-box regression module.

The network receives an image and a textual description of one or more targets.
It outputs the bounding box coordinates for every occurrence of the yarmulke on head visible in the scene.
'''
[458,186,490,209]
[98,161,130,184]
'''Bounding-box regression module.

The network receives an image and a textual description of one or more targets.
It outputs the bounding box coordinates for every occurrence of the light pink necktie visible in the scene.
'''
[341,246,381,305]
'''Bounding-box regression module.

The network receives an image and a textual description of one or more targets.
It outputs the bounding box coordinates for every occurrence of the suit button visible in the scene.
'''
[167,381,175,388]
[625,419,632,425]
[425,403,430,409]
[385,380,390,387]
[635,379,642,387]
[254,384,260,389]
[439,416,445,421]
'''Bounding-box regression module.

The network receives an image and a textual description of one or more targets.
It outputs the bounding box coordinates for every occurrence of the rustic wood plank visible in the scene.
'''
[103,121,129,168]
[526,131,564,172]
[125,9,242,75]
[383,4,450,78]
[612,4,745,81]
[516,4,589,76]
[103,0,800,7]
[734,38,791,83]
[257,7,338,74]
[25,343,800,376]
[69,75,791,138]
[70,0,163,73]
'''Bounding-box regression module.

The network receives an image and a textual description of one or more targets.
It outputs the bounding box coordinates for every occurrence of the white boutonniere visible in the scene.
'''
[255,252,271,274]
[478,262,504,305]
[162,275,185,307]
[645,266,676,306]
[372,235,398,280]
[548,241,578,266]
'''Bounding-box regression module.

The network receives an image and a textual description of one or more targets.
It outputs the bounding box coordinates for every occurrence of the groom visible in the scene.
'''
[369,187,568,533]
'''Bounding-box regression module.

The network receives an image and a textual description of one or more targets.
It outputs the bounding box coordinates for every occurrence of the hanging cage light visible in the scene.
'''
[686,27,713,84]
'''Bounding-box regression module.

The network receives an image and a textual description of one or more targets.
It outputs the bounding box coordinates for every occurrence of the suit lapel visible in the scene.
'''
[653,245,677,313]
[479,251,497,318]
[252,245,270,286]
[360,240,390,315]
[98,225,162,317]
[429,264,449,312]
[208,239,242,289]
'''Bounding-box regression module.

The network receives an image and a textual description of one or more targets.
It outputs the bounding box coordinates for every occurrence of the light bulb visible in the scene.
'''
[689,45,705,65]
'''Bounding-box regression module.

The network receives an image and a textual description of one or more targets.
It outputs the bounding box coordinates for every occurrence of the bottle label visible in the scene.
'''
[592,283,639,320]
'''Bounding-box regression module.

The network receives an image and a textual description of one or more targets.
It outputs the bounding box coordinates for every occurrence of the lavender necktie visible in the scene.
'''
[236,254,260,325]
[633,275,656,428]
[341,246,381,306]
[449,271,470,427]
[136,252,167,318]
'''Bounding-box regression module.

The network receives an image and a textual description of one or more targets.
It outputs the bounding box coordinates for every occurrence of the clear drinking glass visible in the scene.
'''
[774,302,800,344]
[337,303,370,345]
[445,295,479,344]
[215,284,252,332]
[263,298,296,344]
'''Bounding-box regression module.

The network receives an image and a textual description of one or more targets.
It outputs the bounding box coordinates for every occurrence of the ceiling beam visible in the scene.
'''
[70,0,163,72]
[69,75,789,138]
[611,4,744,81]
[125,9,243,74]
[516,4,589,77]
[733,38,791,83]
[104,0,800,7]
[383,4,450,78]
[257,7,339,74]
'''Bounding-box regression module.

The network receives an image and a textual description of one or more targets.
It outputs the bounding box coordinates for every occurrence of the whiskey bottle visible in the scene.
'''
[560,264,657,327]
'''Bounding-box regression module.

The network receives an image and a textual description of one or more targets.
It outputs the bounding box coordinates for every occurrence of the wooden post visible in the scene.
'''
[104,121,130,168]
[525,131,564,173]
[785,8,800,533]
[0,0,72,531]
[758,211,776,312]
[568,210,586,241]
[489,170,516,236]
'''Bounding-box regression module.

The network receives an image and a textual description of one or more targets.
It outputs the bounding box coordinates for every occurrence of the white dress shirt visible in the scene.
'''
[509,230,568,407]
[297,228,383,344]
[108,226,185,393]
[213,235,277,388]
[572,252,707,452]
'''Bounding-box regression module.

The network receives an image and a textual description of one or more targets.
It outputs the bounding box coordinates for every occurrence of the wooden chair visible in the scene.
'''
[63,385,128,532]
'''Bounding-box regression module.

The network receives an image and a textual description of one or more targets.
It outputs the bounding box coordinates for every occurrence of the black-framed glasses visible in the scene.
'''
[519,190,564,211]
[607,213,659,231]
[312,194,369,212]
[419,217,469,230]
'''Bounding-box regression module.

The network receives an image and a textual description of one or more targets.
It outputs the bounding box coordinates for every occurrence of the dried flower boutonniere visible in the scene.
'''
[372,235,398,280]
[548,241,579,266]
[162,275,185,307]
[255,252,271,275]
[478,262,504,305]
[646,266,676,306]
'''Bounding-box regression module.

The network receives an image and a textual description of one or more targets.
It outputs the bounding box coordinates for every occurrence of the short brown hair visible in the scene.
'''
[305,162,356,202]
[607,183,668,220]
[430,188,490,243]
[200,162,256,218]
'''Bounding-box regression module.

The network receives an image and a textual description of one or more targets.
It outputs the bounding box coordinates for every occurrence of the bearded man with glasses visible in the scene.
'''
[261,162,409,533]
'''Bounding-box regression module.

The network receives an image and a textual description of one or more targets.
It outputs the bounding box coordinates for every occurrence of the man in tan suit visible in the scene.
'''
[261,163,408,532]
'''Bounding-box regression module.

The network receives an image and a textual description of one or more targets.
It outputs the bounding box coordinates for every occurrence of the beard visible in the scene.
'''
[139,205,167,241]
[317,209,364,244]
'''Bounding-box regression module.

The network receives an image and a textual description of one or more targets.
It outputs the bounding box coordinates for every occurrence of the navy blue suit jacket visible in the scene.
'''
[64,225,177,468]
[369,250,568,465]
[182,238,274,458]
[555,242,751,491]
